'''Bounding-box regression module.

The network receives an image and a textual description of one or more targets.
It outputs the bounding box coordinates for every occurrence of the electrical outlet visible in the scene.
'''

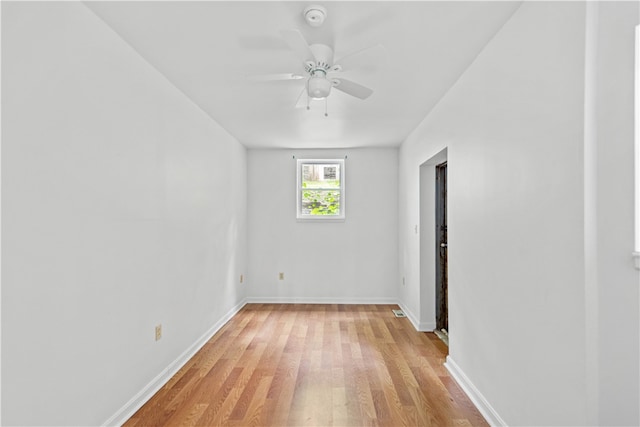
[240,274,244,283]
[155,324,162,341]
[279,272,285,280]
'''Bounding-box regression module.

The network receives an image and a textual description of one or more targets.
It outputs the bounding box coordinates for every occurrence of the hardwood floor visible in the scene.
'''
[124,304,488,426]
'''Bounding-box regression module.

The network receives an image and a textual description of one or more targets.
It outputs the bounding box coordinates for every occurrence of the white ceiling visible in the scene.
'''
[85,1,521,149]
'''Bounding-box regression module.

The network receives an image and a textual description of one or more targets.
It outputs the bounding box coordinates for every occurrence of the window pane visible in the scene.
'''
[301,189,341,215]
[302,164,340,189]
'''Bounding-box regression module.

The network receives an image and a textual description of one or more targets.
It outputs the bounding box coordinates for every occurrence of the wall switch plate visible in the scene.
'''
[155,324,162,341]
[279,272,285,280]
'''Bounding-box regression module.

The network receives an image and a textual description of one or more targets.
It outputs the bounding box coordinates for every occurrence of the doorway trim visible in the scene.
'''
[435,161,448,333]
[419,148,448,331]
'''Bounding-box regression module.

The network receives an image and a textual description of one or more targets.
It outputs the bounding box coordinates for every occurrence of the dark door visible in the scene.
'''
[435,162,448,332]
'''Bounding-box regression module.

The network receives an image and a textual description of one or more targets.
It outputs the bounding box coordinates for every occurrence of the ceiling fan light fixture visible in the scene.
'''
[307,75,332,99]
[303,5,327,27]
[257,28,379,108]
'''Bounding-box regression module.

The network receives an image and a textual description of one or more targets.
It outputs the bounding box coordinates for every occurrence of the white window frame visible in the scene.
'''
[296,159,345,221]
[635,25,640,268]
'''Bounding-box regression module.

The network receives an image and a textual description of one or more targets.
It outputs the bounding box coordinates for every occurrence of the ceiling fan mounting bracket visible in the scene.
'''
[303,5,327,27]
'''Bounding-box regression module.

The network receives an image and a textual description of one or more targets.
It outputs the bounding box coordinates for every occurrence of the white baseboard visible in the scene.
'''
[417,320,436,331]
[444,356,507,427]
[102,298,248,427]
[396,302,436,332]
[397,301,420,330]
[245,296,399,305]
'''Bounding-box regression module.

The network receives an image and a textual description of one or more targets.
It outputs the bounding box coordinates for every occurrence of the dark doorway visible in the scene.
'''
[435,162,448,332]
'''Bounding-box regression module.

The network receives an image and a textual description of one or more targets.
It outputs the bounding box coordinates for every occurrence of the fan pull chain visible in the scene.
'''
[325,98,328,117]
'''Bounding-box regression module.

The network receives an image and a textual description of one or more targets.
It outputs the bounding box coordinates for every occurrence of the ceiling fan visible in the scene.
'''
[250,13,385,114]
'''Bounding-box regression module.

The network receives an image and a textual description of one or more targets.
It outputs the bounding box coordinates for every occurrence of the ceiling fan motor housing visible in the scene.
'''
[305,43,334,99]
[307,44,333,71]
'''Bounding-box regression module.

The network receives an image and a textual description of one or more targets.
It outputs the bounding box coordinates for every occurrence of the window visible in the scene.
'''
[297,159,345,220]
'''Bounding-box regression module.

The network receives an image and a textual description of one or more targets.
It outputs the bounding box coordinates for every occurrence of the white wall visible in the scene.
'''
[591,2,640,424]
[399,2,592,425]
[247,149,398,303]
[2,3,247,425]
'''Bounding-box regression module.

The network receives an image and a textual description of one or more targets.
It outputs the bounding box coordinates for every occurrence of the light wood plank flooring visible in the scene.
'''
[124,304,488,426]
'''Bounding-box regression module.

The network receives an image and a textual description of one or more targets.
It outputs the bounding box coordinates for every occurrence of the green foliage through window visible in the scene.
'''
[302,190,340,215]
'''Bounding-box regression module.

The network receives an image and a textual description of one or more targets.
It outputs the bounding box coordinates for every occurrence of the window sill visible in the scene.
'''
[297,217,346,223]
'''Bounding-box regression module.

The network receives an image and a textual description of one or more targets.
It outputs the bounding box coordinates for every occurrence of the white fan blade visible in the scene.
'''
[247,73,304,82]
[294,85,309,108]
[280,29,316,63]
[332,78,373,100]
[334,44,385,72]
